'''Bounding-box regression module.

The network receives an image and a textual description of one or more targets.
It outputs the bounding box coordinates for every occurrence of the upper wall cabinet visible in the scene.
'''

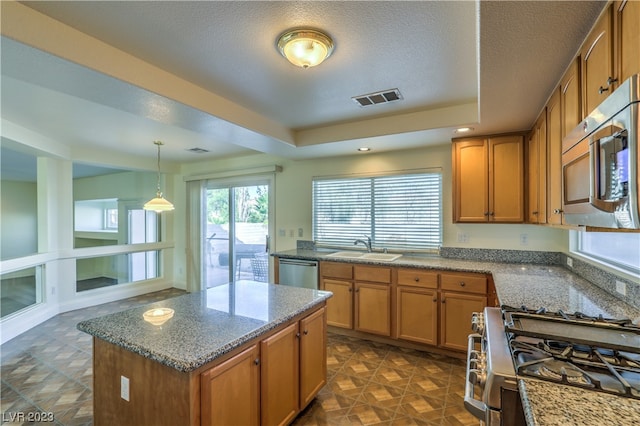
[527,112,547,224]
[581,4,615,116]
[615,0,640,84]
[546,88,564,225]
[453,135,524,223]
[560,58,582,138]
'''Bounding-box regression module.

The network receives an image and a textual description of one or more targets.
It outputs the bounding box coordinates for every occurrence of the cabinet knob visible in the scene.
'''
[598,86,609,94]
[483,212,490,216]
[459,281,466,287]
[303,330,309,335]
[349,288,352,292]
[296,332,301,338]
[607,76,618,85]
[442,298,446,304]
[553,209,564,214]
[489,212,494,216]
[254,358,260,365]
[532,211,538,215]
[414,277,420,282]
[432,297,437,302]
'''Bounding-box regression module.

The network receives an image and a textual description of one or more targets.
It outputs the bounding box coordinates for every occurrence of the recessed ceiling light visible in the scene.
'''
[358,147,371,152]
[455,127,474,133]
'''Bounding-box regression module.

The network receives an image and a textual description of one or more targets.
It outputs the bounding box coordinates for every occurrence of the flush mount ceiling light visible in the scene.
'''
[277,28,334,68]
[455,127,474,133]
[143,140,175,213]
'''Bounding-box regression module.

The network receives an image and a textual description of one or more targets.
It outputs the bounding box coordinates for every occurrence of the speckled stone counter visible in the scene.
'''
[275,249,640,322]
[275,249,640,425]
[519,379,640,426]
[77,280,332,372]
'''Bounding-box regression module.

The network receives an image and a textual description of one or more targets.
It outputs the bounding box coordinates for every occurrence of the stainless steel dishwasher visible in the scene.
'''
[278,258,318,289]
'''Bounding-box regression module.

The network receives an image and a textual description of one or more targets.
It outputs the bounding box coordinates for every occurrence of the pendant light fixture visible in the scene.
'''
[143,140,174,212]
[277,28,334,68]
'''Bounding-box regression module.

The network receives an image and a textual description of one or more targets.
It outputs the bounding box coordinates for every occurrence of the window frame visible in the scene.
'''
[572,230,640,278]
[312,169,443,253]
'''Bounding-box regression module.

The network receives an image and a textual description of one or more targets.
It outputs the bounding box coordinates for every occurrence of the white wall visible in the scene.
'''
[1,180,38,259]
[175,143,568,276]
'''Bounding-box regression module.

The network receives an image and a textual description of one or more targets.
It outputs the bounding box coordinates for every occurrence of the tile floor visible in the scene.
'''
[1,289,478,426]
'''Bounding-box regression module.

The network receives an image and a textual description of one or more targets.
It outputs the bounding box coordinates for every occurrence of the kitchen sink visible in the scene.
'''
[324,251,402,262]
[325,251,365,259]
[360,253,403,262]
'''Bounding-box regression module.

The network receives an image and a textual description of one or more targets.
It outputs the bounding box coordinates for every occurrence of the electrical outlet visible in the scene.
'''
[566,257,573,268]
[289,229,294,238]
[519,234,528,245]
[298,228,303,237]
[616,280,627,296]
[278,229,286,237]
[121,376,130,401]
[457,232,469,243]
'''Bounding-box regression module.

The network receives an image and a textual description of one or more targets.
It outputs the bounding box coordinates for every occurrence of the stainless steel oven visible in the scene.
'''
[562,73,639,229]
[464,306,640,425]
[464,308,526,426]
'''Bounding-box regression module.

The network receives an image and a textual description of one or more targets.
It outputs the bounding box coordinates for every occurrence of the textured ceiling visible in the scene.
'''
[0,0,607,172]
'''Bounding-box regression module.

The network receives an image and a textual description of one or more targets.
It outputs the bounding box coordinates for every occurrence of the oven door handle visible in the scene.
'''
[464,333,487,421]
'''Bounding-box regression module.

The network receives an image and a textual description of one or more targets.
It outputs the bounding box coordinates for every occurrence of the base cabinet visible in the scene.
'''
[201,345,260,426]
[440,292,487,351]
[261,323,300,426]
[355,282,391,335]
[200,306,327,426]
[324,279,353,328]
[321,261,489,354]
[396,286,438,345]
[300,307,328,407]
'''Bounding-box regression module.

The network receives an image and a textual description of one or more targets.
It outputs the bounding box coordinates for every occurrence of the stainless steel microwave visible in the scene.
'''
[561,74,639,229]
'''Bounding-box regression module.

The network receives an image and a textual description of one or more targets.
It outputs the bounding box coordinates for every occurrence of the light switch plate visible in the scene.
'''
[616,280,627,296]
[121,375,130,401]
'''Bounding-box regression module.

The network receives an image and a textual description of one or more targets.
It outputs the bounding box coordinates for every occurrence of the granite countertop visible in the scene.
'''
[77,280,332,372]
[519,379,640,426]
[275,249,640,321]
[274,248,640,425]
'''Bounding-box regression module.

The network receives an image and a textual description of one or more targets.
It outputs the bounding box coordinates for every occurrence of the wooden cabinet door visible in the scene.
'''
[261,323,299,426]
[615,0,640,86]
[396,286,438,345]
[299,307,327,408]
[201,345,260,426]
[527,114,547,224]
[323,279,353,329]
[355,282,391,336]
[582,5,614,116]
[560,58,582,138]
[489,135,524,222]
[439,292,487,351]
[453,139,489,222]
[546,88,563,225]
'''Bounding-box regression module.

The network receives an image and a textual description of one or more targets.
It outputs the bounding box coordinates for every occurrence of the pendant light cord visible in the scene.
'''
[154,140,163,196]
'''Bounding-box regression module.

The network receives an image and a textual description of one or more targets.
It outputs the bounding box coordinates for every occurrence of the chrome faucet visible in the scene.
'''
[354,235,372,252]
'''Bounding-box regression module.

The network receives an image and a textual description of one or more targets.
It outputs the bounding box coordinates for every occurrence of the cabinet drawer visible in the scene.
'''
[320,262,353,279]
[354,265,391,283]
[440,273,487,294]
[397,269,438,288]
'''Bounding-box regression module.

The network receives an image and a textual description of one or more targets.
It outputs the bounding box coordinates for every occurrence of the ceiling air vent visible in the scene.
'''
[352,88,403,107]
[187,147,210,154]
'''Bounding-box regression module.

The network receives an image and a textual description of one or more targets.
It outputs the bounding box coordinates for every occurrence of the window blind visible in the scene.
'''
[313,172,442,251]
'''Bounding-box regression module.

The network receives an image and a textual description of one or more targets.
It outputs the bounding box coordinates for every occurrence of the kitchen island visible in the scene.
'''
[77,280,332,426]
[274,248,640,426]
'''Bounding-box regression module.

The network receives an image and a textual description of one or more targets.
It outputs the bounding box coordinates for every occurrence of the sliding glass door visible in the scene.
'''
[204,181,270,288]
